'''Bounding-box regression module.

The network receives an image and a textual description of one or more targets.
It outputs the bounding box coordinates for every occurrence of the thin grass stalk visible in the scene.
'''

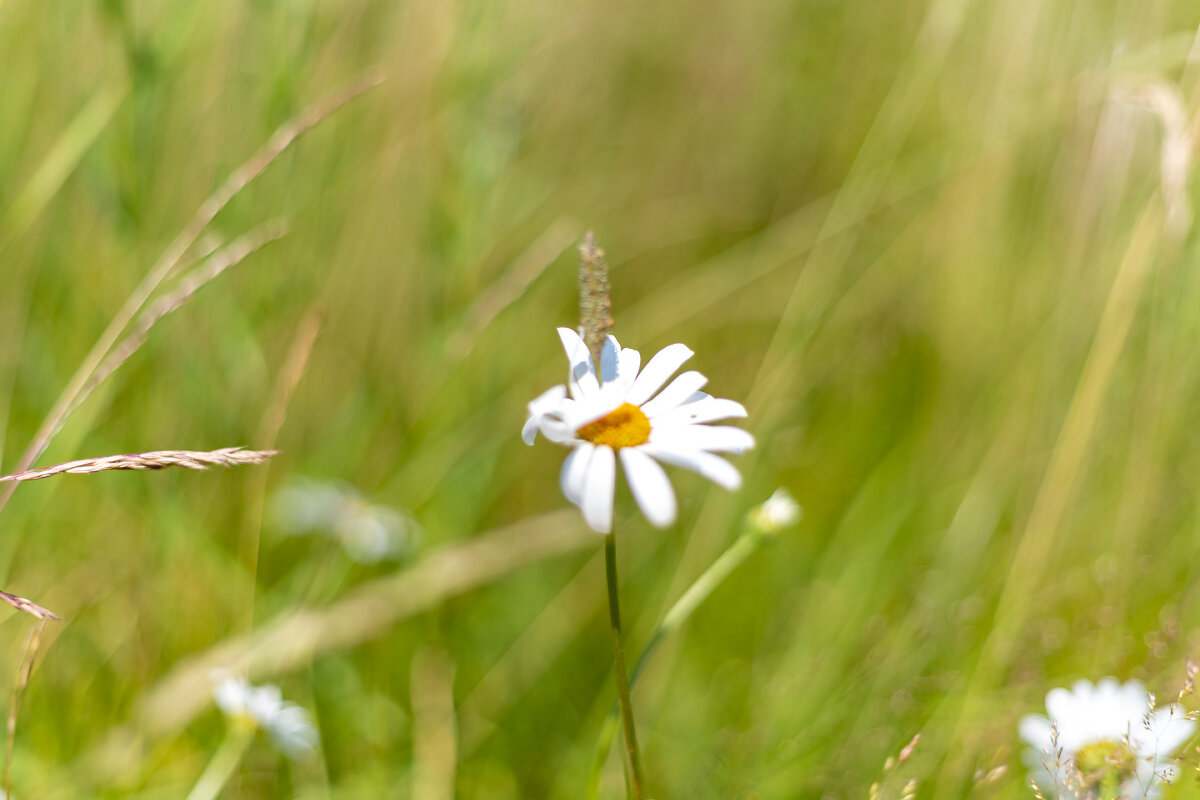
[0,446,274,619]
[934,201,1164,796]
[581,233,646,796]
[587,525,769,798]
[182,725,254,800]
[0,72,360,781]
[83,511,593,784]
[240,309,324,633]
[1,81,127,249]
[5,619,48,798]
[0,593,57,621]
[0,82,129,469]
[604,533,645,799]
[578,231,612,371]
[411,648,458,800]
[0,68,384,522]
[70,220,290,417]
[0,448,276,483]
[448,218,577,360]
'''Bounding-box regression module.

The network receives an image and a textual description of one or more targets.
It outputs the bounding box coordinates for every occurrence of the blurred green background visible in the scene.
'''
[2,0,1200,797]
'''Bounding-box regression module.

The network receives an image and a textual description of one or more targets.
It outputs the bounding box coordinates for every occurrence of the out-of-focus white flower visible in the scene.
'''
[523,328,753,533]
[271,477,418,563]
[212,673,319,759]
[1020,677,1195,798]
[748,488,801,533]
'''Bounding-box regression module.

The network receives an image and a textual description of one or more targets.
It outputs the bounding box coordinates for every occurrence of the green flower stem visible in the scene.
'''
[605,531,647,799]
[634,529,763,683]
[184,724,255,800]
[588,524,770,799]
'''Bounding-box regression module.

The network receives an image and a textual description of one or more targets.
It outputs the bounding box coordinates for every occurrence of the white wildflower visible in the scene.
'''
[524,328,753,533]
[271,477,417,563]
[212,673,319,759]
[1020,677,1195,798]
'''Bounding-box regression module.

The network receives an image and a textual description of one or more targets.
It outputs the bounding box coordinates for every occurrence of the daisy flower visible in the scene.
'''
[523,328,753,533]
[1019,678,1196,798]
[212,672,319,759]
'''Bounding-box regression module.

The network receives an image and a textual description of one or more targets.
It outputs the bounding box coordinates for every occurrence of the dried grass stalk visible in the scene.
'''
[0,448,276,483]
[411,647,458,800]
[0,69,383,518]
[0,592,58,621]
[578,231,613,370]
[72,220,290,416]
[84,510,593,783]
[5,618,49,796]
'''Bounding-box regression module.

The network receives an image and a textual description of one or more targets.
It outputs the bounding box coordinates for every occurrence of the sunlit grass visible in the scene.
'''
[0,1,1199,798]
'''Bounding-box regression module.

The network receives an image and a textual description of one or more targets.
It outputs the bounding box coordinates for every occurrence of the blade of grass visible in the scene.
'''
[81,510,594,787]
[934,200,1164,794]
[0,68,384,522]
[0,81,127,248]
[0,81,128,468]
[69,219,290,419]
[240,308,325,632]
[411,648,458,800]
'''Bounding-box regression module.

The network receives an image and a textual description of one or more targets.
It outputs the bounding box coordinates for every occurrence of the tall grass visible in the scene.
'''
[1,0,1200,797]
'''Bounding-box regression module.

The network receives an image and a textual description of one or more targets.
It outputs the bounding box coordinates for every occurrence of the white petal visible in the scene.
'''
[651,424,755,454]
[1044,686,1077,724]
[560,443,593,506]
[522,415,540,445]
[528,388,568,412]
[541,420,578,444]
[1149,709,1196,755]
[581,445,616,533]
[525,385,574,445]
[1018,714,1052,749]
[620,448,676,527]
[626,343,693,406]
[640,370,709,417]
[529,384,568,407]
[270,703,319,757]
[617,347,641,392]
[654,396,748,427]
[563,385,625,430]
[640,444,742,490]
[520,386,566,448]
[247,684,284,724]
[600,335,621,384]
[213,675,251,715]
[559,327,599,399]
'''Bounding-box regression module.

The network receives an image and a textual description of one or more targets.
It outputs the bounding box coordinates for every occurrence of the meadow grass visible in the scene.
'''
[2,0,1200,798]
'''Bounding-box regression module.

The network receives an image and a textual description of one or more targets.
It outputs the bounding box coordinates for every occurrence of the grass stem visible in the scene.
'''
[4,619,47,798]
[605,532,646,799]
[589,524,769,797]
[183,725,254,800]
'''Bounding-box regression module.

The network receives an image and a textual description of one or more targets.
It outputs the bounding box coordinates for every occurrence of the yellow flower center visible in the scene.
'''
[1074,739,1136,790]
[576,403,651,449]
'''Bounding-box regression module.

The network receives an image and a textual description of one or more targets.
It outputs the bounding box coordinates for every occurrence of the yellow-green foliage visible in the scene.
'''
[0,0,1198,798]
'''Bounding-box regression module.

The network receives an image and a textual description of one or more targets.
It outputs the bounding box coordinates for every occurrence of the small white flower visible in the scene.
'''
[1020,677,1195,798]
[271,477,418,564]
[212,673,319,759]
[749,488,801,533]
[523,328,753,533]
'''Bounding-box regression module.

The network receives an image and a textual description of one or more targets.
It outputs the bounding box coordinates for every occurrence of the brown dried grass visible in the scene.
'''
[0,448,276,483]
